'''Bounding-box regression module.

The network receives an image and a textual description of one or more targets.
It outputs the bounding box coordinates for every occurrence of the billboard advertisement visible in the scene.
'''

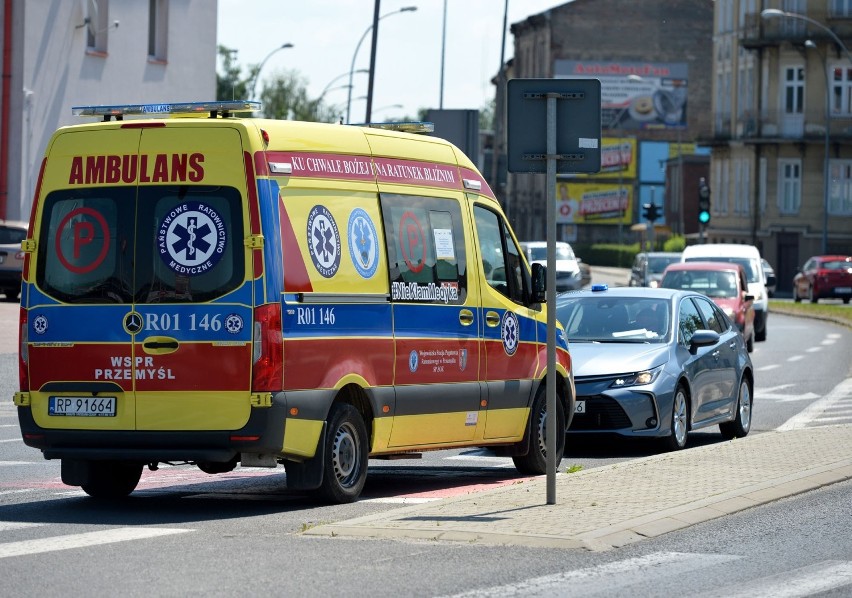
[555,60,688,130]
[567,137,636,180]
[556,182,633,225]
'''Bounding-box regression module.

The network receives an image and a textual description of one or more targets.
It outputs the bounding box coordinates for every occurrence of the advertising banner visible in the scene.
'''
[567,137,636,180]
[556,182,633,225]
[555,60,688,131]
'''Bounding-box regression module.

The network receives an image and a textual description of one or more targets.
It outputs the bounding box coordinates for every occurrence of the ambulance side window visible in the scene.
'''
[473,205,528,304]
[381,194,467,305]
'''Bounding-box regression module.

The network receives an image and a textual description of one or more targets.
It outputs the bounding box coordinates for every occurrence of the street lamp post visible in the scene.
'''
[250,43,294,101]
[345,5,416,124]
[761,8,852,253]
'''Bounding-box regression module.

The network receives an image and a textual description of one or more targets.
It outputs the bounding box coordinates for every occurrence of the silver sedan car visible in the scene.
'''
[556,286,754,450]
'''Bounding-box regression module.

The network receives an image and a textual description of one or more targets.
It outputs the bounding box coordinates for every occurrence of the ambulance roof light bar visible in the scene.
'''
[356,121,435,134]
[71,101,261,121]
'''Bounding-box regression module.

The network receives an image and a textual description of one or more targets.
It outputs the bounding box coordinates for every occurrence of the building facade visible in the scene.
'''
[494,0,714,247]
[716,0,852,294]
[0,0,217,222]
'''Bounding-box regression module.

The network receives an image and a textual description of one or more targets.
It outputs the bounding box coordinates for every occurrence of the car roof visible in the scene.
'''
[664,262,745,273]
[682,243,760,258]
[520,241,570,248]
[0,219,28,229]
[812,255,851,262]
[557,286,693,302]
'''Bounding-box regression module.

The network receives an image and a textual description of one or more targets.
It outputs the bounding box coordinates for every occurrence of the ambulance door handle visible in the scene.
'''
[458,309,474,326]
[142,336,179,355]
[485,311,501,327]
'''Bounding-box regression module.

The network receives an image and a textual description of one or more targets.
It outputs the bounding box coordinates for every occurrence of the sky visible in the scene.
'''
[216,0,564,122]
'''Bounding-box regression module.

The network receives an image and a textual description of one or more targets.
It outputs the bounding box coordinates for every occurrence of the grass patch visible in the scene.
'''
[565,464,584,474]
[769,300,852,328]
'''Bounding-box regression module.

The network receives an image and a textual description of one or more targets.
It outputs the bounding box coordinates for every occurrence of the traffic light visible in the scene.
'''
[698,177,711,225]
[642,202,660,223]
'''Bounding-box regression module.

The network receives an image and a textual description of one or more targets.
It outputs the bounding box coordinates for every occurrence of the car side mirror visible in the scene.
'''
[744,293,755,302]
[766,274,777,288]
[689,329,720,354]
[531,262,546,303]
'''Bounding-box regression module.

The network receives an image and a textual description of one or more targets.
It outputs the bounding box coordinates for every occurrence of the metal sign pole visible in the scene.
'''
[546,94,557,505]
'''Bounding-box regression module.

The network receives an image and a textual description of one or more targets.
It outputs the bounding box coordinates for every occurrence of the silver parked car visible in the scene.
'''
[556,285,754,450]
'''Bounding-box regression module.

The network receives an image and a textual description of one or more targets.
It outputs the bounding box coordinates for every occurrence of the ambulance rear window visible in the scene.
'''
[36,186,244,304]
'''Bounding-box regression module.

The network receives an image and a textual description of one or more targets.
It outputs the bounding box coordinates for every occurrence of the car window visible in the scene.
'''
[558,296,668,342]
[678,297,703,346]
[0,226,26,244]
[473,205,527,304]
[693,296,725,333]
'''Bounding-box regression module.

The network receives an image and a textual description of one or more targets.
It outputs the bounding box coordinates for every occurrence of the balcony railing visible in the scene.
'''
[713,108,852,141]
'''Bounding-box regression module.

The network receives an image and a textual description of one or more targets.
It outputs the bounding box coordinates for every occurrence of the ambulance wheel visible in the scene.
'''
[512,386,566,475]
[316,403,368,504]
[81,461,143,499]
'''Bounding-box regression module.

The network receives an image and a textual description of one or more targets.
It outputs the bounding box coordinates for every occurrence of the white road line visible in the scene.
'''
[0,489,36,496]
[441,552,741,598]
[0,461,35,466]
[0,527,193,559]
[805,346,822,353]
[756,364,780,371]
[0,521,42,532]
[0,438,21,443]
[787,355,805,362]
[0,424,18,428]
[779,378,852,431]
[697,561,852,598]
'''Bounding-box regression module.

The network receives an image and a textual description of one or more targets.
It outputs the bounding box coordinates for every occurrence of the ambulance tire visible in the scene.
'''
[512,386,566,475]
[81,461,143,499]
[315,403,369,504]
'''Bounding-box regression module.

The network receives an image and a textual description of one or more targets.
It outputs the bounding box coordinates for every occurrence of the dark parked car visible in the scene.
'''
[628,251,682,288]
[793,255,852,304]
[0,220,28,301]
[556,286,753,451]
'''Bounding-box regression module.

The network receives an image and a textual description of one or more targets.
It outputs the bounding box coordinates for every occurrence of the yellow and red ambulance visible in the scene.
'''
[14,101,574,503]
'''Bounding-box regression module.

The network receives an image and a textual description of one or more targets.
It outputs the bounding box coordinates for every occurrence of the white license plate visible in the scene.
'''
[836,287,851,294]
[574,400,586,414]
[49,396,116,417]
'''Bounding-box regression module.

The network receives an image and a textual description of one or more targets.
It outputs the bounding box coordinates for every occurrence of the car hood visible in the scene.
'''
[570,342,670,377]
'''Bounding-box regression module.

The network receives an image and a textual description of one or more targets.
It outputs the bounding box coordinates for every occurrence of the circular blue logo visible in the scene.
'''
[307,205,341,278]
[501,311,520,356]
[224,314,244,334]
[408,350,419,373]
[348,208,379,279]
[157,201,227,276]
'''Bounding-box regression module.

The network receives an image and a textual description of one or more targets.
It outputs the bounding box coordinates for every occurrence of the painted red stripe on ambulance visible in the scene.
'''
[282,338,394,390]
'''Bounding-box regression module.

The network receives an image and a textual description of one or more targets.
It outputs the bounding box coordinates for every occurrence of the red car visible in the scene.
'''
[793,255,852,304]
[660,261,755,352]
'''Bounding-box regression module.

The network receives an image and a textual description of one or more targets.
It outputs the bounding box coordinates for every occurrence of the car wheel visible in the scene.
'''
[81,461,143,499]
[2,288,18,301]
[844,298,850,305]
[746,327,754,353]
[808,284,818,304]
[512,385,566,475]
[315,403,368,504]
[720,378,752,439]
[660,384,689,451]
[793,284,802,303]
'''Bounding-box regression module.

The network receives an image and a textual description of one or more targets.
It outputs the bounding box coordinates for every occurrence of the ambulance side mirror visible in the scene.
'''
[531,263,546,304]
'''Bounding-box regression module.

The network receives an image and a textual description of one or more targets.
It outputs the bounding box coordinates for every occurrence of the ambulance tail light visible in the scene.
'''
[19,308,29,391]
[252,303,283,392]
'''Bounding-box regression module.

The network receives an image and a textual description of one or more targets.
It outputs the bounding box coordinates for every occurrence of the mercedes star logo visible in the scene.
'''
[124,312,143,334]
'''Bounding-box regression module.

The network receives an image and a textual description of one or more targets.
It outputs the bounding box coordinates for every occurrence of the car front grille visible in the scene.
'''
[571,395,632,430]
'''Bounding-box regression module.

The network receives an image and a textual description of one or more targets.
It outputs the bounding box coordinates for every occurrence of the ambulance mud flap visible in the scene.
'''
[283,422,327,491]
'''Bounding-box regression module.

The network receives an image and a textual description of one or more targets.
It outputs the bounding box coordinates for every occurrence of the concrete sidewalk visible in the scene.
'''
[304,425,852,551]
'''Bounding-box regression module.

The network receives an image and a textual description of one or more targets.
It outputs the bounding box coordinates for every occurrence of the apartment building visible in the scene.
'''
[716,0,852,293]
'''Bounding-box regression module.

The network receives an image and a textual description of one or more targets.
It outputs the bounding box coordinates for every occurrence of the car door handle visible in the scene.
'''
[142,336,179,354]
[712,350,720,359]
[485,311,501,327]
[459,309,474,326]
[729,342,737,349]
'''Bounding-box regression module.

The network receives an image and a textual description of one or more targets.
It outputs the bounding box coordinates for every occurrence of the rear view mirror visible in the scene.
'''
[765,274,777,289]
[531,262,546,303]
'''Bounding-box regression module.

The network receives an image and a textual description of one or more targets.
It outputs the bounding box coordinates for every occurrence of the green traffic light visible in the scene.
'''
[698,210,711,224]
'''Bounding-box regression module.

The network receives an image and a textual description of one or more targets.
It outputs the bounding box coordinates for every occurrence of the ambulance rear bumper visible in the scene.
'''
[16,397,288,464]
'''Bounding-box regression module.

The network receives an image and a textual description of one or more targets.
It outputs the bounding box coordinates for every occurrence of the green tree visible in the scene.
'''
[260,70,326,121]
[216,45,251,101]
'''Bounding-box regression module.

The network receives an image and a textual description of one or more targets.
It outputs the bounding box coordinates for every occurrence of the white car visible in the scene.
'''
[520,241,584,292]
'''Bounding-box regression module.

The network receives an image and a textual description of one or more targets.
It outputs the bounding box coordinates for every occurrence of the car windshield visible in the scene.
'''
[685,256,758,283]
[648,255,681,274]
[821,259,852,271]
[528,245,573,261]
[662,270,738,298]
[557,296,670,343]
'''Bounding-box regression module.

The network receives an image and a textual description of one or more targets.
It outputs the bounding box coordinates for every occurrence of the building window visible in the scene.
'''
[735,159,751,215]
[784,66,804,115]
[828,161,852,216]
[759,157,767,214]
[148,0,168,62]
[831,66,852,116]
[777,159,801,214]
[85,0,110,54]
[829,0,852,18]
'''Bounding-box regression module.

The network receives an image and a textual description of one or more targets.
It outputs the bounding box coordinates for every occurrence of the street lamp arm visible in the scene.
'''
[250,43,294,101]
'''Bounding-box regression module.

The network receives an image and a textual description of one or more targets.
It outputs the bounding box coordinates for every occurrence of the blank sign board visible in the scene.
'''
[506,78,602,174]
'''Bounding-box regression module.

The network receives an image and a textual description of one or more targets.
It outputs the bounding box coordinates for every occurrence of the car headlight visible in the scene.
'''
[609,365,663,388]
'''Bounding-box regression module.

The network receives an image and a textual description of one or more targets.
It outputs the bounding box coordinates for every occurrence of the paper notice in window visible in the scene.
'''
[433,228,455,260]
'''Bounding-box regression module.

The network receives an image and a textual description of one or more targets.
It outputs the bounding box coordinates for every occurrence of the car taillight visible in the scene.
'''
[252,303,283,392]
[19,308,28,391]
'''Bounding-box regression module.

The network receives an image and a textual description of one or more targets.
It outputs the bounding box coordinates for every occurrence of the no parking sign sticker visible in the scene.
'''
[55,207,111,274]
